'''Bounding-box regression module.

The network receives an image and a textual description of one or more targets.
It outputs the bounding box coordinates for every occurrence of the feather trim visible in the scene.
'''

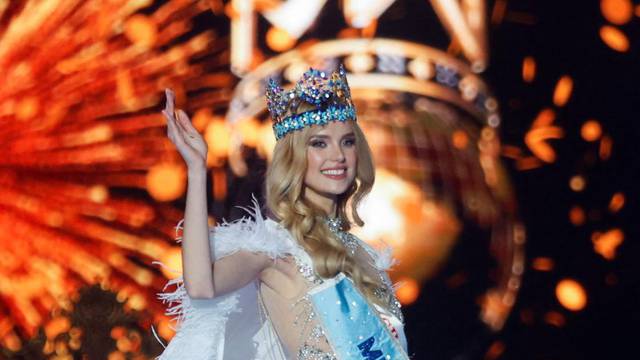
[155,196,297,332]
[210,196,296,261]
[373,243,398,272]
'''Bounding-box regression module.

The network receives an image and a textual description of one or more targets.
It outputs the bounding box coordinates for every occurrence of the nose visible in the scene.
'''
[331,142,346,162]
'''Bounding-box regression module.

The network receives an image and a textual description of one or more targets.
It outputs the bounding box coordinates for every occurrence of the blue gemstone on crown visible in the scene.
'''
[265,64,357,140]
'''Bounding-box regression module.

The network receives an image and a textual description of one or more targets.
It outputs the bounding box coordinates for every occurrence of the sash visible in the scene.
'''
[307,273,409,360]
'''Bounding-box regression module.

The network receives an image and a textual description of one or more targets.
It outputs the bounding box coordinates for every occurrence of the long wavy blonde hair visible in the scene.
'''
[265,119,388,309]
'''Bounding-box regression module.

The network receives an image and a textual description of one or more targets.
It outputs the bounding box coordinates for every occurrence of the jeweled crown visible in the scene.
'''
[266,64,356,140]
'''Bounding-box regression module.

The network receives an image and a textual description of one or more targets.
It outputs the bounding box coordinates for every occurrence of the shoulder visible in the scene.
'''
[208,198,299,260]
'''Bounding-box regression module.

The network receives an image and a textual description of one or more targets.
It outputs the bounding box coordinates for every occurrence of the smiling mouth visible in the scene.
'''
[321,169,346,175]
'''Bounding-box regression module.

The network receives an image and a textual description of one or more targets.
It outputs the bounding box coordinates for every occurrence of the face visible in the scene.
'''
[304,120,358,207]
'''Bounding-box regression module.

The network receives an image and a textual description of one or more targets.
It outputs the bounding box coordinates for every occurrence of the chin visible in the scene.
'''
[306,178,355,198]
[324,185,351,196]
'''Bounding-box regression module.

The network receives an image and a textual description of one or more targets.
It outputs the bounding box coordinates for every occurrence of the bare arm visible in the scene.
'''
[181,166,214,298]
[163,89,271,299]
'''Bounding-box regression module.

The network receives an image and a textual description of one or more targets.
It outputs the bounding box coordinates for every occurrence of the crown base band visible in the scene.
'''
[273,105,357,140]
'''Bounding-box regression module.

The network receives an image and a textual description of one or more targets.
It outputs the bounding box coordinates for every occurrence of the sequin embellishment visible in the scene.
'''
[291,253,337,359]
[324,217,358,256]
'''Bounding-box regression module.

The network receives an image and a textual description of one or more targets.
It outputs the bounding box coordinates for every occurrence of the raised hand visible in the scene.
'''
[162,88,208,169]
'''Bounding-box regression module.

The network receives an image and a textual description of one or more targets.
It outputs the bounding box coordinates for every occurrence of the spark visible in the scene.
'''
[0,0,232,350]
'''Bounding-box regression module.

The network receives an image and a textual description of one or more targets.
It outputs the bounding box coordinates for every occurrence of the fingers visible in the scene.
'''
[163,110,182,144]
[162,90,199,144]
[175,109,197,135]
[164,88,175,115]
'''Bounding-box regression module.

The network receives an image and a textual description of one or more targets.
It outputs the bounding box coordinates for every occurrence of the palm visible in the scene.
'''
[163,89,208,167]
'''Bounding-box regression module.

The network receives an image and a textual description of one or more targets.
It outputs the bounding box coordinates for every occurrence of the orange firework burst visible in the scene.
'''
[0,0,231,351]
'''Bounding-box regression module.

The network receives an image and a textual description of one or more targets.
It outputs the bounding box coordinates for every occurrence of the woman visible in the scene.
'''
[157,65,409,359]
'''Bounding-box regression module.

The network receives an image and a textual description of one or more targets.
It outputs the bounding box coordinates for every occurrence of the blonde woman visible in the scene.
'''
[157,65,409,359]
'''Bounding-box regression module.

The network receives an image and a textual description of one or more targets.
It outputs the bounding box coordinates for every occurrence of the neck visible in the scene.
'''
[304,187,338,218]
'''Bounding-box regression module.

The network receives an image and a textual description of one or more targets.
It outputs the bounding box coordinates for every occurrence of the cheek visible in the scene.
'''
[346,147,357,167]
[305,148,325,184]
[306,148,322,170]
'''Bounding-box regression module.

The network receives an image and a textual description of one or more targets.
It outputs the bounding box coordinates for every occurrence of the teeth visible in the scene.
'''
[321,169,345,175]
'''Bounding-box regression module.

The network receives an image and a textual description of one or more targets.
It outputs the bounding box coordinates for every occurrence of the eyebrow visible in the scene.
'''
[309,132,355,140]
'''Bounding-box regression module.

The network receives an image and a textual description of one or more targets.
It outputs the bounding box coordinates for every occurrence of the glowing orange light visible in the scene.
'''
[15,96,40,120]
[522,56,536,82]
[395,277,420,305]
[501,145,522,159]
[569,206,586,226]
[531,257,554,271]
[110,326,127,339]
[569,175,586,192]
[481,127,496,141]
[599,135,613,160]
[124,15,158,49]
[126,293,147,311]
[599,25,630,52]
[515,156,542,171]
[544,311,566,327]
[532,108,556,128]
[156,318,176,342]
[337,28,360,39]
[146,163,187,202]
[581,120,602,141]
[525,126,563,163]
[556,279,587,311]
[258,121,278,161]
[116,69,138,110]
[266,27,296,52]
[490,0,508,24]
[44,317,71,340]
[237,117,262,148]
[484,340,505,360]
[601,0,633,25]
[609,192,625,212]
[205,119,232,166]
[212,167,227,201]
[524,108,563,163]
[407,58,434,80]
[452,130,469,149]
[69,327,82,339]
[553,75,573,107]
[345,53,375,73]
[0,0,227,344]
[88,185,109,204]
[159,246,183,279]
[108,350,126,360]
[192,108,214,132]
[592,228,624,260]
[3,333,21,351]
[117,336,133,352]
[362,19,378,38]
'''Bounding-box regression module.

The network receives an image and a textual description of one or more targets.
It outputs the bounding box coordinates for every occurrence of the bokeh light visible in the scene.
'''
[555,279,587,311]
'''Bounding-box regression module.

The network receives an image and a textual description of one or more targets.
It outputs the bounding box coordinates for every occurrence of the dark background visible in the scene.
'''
[483,1,638,359]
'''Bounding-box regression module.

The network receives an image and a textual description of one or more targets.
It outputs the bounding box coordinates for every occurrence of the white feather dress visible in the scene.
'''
[154,202,408,359]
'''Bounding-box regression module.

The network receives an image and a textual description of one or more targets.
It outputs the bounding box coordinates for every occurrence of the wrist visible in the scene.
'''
[187,164,207,178]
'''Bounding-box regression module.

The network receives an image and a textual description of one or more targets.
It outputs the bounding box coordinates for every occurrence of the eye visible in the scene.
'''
[310,139,326,148]
[342,138,356,147]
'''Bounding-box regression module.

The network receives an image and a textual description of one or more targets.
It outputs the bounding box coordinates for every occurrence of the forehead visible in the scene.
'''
[309,120,355,137]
